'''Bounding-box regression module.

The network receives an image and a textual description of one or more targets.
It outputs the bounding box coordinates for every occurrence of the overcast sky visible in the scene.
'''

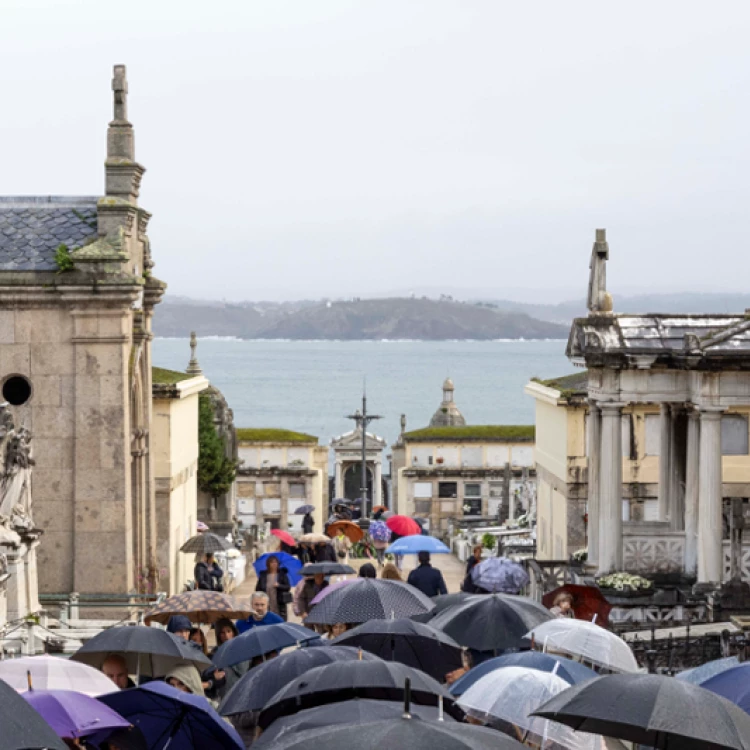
[2,1,749,302]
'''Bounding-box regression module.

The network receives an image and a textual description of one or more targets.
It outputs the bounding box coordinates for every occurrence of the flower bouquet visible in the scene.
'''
[597,572,654,598]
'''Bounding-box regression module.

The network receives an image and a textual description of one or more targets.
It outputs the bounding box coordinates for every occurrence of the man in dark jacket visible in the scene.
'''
[407,551,448,598]
[302,512,314,535]
[194,553,223,591]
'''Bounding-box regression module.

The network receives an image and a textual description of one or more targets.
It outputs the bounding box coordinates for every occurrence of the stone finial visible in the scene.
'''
[186,331,203,375]
[112,65,129,123]
[587,228,613,314]
[400,414,407,434]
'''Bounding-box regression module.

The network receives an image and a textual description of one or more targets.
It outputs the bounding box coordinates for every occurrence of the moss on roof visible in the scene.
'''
[403,425,535,442]
[152,366,193,385]
[532,370,588,399]
[236,428,318,444]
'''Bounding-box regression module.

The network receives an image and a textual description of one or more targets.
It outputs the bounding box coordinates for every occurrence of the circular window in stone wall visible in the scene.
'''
[2,376,32,406]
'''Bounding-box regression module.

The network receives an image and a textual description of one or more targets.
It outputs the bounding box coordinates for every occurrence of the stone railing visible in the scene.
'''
[622,532,685,575]
[722,540,750,583]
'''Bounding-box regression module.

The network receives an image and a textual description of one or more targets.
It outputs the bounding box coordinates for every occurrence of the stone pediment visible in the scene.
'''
[331,428,386,452]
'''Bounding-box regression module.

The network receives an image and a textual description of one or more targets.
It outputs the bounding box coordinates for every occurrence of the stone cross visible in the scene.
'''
[587,228,611,313]
[186,331,203,376]
[112,65,128,122]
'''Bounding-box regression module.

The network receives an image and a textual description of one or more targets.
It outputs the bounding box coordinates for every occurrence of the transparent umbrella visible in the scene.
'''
[525,619,638,673]
[457,666,603,749]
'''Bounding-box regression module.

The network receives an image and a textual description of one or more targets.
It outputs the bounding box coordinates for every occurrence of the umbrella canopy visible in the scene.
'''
[196,521,209,531]
[332,618,463,682]
[449,651,597,696]
[372,505,388,513]
[253,551,303,585]
[459,666,601,750]
[386,515,421,536]
[534,673,750,750]
[299,532,330,543]
[471,557,530,593]
[304,578,435,625]
[294,504,316,515]
[23,689,131,741]
[212,622,321,668]
[432,594,552,652]
[543,584,612,626]
[144,591,251,626]
[326,520,364,543]
[270,529,296,547]
[98,681,244,750]
[677,656,741,685]
[180,532,231,554]
[72,625,211,675]
[0,654,120,697]
[219,645,380,716]
[0,678,67,750]
[257,659,461,729]
[255,698,454,747]
[411,591,474,623]
[525,619,638,673]
[386,536,450,554]
[368,520,392,542]
[702,663,750,713]
[299,562,355,576]
[309,578,357,606]
[254,715,525,750]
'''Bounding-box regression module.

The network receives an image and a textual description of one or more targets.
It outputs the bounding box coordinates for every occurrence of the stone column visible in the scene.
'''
[587,401,601,567]
[697,408,724,584]
[334,460,343,499]
[3,547,27,622]
[598,403,625,574]
[683,411,700,575]
[24,539,41,614]
[658,403,672,521]
[670,408,687,531]
[280,478,289,529]
[374,462,382,508]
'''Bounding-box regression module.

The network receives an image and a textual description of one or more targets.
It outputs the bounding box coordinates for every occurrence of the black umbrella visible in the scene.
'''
[534,673,750,750]
[0,677,68,750]
[220,646,380,716]
[255,715,525,750]
[430,594,552,652]
[304,578,434,625]
[257,659,461,729]
[411,591,474,623]
[332,618,464,682]
[300,562,355,576]
[180,532,232,554]
[71,625,211,675]
[255,699,455,747]
[212,622,321,668]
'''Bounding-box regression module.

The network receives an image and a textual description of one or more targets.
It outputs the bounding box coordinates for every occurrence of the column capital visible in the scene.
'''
[699,407,725,420]
[599,401,626,413]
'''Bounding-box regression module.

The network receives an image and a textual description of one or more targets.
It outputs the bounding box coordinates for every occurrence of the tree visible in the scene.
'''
[198,393,237,502]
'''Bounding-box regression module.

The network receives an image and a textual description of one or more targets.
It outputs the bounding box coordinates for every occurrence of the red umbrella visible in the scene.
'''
[542,584,612,627]
[385,515,421,537]
[271,529,296,547]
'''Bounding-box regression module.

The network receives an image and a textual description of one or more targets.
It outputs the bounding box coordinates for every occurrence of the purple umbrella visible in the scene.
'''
[310,579,357,606]
[23,689,130,740]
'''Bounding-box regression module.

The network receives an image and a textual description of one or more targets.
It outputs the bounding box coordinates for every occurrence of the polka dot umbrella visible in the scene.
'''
[143,590,251,626]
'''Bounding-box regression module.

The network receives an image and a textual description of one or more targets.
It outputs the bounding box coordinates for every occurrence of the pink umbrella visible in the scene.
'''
[271,529,296,547]
[310,579,357,606]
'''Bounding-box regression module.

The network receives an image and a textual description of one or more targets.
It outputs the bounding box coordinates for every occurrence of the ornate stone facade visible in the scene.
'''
[0,66,165,597]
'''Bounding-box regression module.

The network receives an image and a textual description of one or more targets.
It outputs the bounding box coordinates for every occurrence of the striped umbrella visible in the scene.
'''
[144,591,251,626]
[180,532,232,554]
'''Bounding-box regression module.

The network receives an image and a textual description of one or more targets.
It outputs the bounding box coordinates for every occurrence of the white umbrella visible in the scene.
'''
[457,665,601,749]
[0,655,119,696]
[525,619,638,673]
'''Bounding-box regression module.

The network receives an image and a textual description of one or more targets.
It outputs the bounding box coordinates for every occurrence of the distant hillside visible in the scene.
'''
[154,296,567,340]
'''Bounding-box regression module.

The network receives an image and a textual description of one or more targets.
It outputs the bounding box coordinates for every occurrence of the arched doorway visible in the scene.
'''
[344,464,373,502]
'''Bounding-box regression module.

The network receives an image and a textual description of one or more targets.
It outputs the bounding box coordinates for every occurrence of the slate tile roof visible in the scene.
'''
[0,197,99,271]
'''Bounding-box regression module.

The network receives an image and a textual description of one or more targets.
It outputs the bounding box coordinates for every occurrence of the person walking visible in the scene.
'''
[465,544,483,575]
[194,552,223,591]
[550,591,575,618]
[298,573,328,620]
[407,551,448,598]
[166,615,192,641]
[302,512,314,535]
[236,592,284,634]
[358,563,377,578]
[381,563,402,581]
[255,554,291,621]
[203,618,248,702]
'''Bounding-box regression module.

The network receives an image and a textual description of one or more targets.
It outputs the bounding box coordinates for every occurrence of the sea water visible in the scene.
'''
[152,338,573,446]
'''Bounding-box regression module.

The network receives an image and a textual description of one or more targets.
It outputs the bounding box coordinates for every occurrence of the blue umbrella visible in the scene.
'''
[98,681,244,750]
[212,622,321,668]
[253,552,303,586]
[701,662,750,712]
[449,651,597,696]
[386,536,450,554]
[676,656,740,685]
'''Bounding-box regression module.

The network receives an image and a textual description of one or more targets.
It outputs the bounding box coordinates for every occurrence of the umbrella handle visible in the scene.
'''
[403,677,412,719]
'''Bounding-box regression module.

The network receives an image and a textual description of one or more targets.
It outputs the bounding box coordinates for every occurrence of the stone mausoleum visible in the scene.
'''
[0,66,165,597]
[567,229,750,587]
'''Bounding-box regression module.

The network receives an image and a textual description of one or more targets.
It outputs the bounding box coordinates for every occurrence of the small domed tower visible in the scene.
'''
[429,378,467,427]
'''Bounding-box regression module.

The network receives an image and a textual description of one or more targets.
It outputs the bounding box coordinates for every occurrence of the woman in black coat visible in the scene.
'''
[255,554,291,621]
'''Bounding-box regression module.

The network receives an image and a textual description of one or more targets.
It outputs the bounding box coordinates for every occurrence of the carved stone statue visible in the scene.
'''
[0,406,34,530]
[587,228,613,313]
